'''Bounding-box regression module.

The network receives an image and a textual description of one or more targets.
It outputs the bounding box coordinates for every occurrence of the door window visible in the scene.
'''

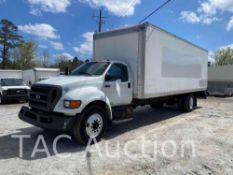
[106,63,128,82]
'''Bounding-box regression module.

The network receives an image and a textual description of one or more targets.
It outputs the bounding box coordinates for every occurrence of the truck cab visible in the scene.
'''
[0,78,30,104]
[19,61,133,144]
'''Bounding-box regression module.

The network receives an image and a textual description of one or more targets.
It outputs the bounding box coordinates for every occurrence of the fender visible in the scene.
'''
[53,86,112,120]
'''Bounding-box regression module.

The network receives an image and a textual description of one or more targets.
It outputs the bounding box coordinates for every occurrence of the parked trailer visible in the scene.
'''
[0,70,29,104]
[208,65,233,96]
[23,68,60,86]
[0,70,22,79]
[19,23,208,145]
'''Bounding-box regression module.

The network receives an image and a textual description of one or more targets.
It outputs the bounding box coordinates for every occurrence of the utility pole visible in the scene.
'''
[98,9,102,32]
[94,9,107,33]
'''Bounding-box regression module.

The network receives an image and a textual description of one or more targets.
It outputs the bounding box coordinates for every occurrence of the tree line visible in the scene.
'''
[0,19,86,72]
[212,47,233,66]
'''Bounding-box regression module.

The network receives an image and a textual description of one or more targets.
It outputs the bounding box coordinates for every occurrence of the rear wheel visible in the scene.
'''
[178,94,195,112]
[73,106,107,145]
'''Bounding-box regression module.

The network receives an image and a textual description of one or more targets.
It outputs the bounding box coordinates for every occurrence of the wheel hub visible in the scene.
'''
[86,113,103,138]
[92,120,100,130]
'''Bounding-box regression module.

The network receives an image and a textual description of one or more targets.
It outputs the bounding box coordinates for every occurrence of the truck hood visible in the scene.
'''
[1,86,30,90]
[36,75,103,88]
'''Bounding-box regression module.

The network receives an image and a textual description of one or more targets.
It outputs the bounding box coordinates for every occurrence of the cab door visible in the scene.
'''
[103,63,133,107]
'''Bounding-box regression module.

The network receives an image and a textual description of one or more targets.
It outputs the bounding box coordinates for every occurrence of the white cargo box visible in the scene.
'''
[0,70,23,79]
[208,65,233,96]
[94,23,208,99]
[208,65,233,82]
[23,68,60,86]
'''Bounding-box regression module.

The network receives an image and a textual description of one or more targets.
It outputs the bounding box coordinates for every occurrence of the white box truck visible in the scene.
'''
[0,70,30,104]
[23,68,60,86]
[208,65,233,96]
[19,23,208,145]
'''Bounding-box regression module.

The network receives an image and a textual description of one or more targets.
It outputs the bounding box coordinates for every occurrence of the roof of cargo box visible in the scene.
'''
[25,68,60,71]
[0,70,22,72]
[94,22,208,52]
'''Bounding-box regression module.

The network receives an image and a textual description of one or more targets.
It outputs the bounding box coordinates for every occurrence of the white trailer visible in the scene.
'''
[0,70,29,104]
[94,22,208,99]
[0,70,22,79]
[23,68,60,86]
[208,65,233,96]
[19,23,208,145]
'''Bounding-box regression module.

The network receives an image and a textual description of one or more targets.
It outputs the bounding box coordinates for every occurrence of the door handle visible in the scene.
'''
[105,85,111,88]
[128,83,131,88]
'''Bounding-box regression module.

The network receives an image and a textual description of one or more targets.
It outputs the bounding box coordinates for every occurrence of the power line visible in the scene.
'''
[139,0,173,24]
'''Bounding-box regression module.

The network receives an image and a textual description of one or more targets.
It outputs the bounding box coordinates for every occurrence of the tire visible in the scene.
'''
[179,94,194,112]
[18,99,28,103]
[178,97,184,111]
[193,97,197,107]
[150,102,164,108]
[0,94,5,104]
[73,106,107,145]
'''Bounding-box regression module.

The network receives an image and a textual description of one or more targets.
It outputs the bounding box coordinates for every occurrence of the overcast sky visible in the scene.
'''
[0,0,233,61]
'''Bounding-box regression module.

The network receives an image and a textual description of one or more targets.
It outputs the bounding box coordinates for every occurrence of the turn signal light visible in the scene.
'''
[64,100,81,109]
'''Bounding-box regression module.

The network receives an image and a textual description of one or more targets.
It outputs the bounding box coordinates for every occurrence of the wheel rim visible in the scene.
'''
[189,97,194,110]
[85,113,103,138]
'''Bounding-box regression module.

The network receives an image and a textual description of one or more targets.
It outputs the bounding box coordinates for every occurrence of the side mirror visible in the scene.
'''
[105,74,112,81]
[65,67,69,76]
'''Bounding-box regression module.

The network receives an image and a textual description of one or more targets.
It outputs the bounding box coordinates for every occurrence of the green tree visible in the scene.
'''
[0,19,22,69]
[71,56,83,70]
[12,41,37,69]
[214,47,233,66]
[56,56,83,72]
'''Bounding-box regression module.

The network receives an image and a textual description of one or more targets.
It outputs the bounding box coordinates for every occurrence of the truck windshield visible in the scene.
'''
[1,79,25,86]
[70,62,110,76]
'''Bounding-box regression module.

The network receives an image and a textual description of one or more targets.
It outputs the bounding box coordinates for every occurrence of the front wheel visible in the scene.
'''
[73,106,107,145]
[0,94,5,104]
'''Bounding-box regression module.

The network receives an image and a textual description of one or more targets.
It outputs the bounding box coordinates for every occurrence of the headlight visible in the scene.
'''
[64,100,81,109]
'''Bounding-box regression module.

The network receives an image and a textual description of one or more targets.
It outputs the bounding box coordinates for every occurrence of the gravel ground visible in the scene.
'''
[0,97,233,175]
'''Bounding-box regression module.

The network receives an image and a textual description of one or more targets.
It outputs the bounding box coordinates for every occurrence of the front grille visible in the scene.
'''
[29,84,62,112]
[7,89,27,95]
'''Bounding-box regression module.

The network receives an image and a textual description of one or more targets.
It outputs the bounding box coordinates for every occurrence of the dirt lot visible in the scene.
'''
[0,97,233,175]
